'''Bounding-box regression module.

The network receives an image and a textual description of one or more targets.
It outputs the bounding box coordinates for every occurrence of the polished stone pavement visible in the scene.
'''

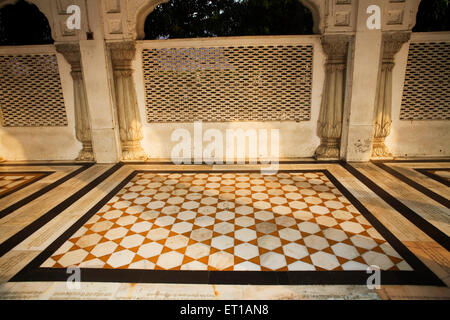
[0,160,448,300]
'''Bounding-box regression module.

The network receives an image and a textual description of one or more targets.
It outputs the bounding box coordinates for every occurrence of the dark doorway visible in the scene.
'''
[0,0,53,46]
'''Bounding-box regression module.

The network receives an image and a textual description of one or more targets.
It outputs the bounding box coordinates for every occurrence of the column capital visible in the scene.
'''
[321,34,351,62]
[55,42,82,71]
[382,32,411,59]
[107,41,137,67]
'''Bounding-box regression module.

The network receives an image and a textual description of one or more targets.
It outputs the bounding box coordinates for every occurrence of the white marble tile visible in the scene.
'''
[310,251,340,270]
[234,243,259,260]
[107,250,135,268]
[259,252,286,270]
[156,251,184,269]
[208,251,234,270]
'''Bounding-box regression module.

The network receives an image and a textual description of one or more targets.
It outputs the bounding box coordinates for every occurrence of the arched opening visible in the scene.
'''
[144,0,314,40]
[413,0,450,32]
[138,0,319,160]
[0,0,53,46]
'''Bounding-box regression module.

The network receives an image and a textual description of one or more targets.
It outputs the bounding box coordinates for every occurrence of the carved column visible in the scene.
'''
[315,35,350,160]
[108,41,147,160]
[372,32,410,158]
[56,43,94,161]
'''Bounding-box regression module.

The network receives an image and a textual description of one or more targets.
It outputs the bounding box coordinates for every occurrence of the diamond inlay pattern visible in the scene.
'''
[42,172,411,271]
[0,172,45,197]
[142,45,312,122]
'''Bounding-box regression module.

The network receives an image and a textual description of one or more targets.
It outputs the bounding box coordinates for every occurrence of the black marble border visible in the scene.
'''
[415,168,450,188]
[343,162,450,251]
[0,162,95,167]
[120,160,340,165]
[373,162,450,208]
[0,171,53,200]
[10,167,444,286]
[0,163,122,258]
[0,164,94,219]
[373,159,450,163]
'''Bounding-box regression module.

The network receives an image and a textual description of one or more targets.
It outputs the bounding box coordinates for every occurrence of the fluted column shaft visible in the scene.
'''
[56,43,94,161]
[108,41,147,160]
[315,35,350,160]
[372,32,410,158]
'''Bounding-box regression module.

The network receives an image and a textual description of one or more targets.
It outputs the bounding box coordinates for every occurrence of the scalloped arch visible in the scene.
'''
[134,0,321,40]
[0,0,55,41]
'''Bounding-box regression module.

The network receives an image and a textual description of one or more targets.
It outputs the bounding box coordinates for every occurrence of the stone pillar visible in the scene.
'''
[372,32,410,158]
[79,39,122,163]
[315,35,350,160]
[56,43,94,161]
[108,41,147,160]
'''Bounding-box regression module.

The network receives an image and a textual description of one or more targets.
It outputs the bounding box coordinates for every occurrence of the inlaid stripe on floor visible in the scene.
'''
[0,171,52,199]
[342,162,450,251]
[0,164,93,218]
[415,168,450,187]
[373,162,450,208]
[0,164,123,258]
[11,167,443,286]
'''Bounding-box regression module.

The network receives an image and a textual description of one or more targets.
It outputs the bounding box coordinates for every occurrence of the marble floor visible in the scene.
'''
[426,170,450,181]
[42,171,410,272]
[418,169,450,185]
[0,172,47,198]
[0,161,449,300]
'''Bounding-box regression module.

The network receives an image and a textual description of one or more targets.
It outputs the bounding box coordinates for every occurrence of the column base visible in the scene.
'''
[122,141,148,161]
[314,139,340,161]
[371,138,393,159]
[76,145,95,161]
[371,156,394,161]
[315,155,340,161]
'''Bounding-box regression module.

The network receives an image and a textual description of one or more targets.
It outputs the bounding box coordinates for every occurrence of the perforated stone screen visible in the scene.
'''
[142,44,313,122]
[0,54,67,127]
[400,42,450,121]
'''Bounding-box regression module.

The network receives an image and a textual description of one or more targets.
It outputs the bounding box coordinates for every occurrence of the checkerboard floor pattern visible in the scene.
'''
[0,173,44,197]
[42,172,412,271]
